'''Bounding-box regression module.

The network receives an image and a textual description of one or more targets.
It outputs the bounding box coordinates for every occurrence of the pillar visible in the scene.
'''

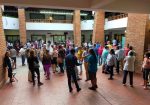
[73,10,81,46]
[18,8,27,45]
[144,17,150,52]
[92,10,105,45]
[0,7,7,87]
[125,13,148,73]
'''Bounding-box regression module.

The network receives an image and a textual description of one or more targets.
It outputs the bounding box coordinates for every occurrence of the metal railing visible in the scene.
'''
[107,14,128,21]
[26,19,73,23]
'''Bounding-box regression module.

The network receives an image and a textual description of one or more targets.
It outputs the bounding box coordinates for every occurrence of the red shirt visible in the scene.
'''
[124,47,130,56]
[98,46,104,56]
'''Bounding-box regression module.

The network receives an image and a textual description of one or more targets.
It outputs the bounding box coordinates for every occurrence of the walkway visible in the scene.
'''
[0,58,149,105]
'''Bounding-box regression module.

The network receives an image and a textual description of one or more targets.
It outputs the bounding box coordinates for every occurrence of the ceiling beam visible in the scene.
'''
[0,0,92,10]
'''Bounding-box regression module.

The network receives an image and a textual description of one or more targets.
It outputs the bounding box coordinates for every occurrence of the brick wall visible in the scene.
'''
[126,13,148,73]
[18,8,27,45]
[73,10,81,46]
[92,10,105,45]
[0,8,7,87]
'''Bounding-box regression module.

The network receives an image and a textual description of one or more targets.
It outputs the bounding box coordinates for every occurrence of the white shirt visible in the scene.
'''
[106,54,116,66]
[112,39,117,46]
[115,49,125,61]
[123,56,135,72]
[10,49,17,57]
[19,48,26,55]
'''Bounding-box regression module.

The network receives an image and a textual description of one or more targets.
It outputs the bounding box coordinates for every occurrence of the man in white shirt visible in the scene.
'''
[19,46,26,66]
[115,46,125,73]
[122,51,135,87]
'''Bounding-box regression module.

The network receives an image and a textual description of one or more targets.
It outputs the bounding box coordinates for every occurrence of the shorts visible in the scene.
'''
[143,68,150,81]
[11,57,16,63]
[51,57,57,65]
[89,71,96,80]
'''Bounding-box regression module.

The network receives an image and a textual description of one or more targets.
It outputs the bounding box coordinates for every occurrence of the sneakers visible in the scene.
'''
[130,85,133,87]
[123,84,126,86]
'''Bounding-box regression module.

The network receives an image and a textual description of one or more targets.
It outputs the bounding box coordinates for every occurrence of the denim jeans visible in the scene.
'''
[21,55,26,65]
[123,70,133,85]
[106,65,114,79]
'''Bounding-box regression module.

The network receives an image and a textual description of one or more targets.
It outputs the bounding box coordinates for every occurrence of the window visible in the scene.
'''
[30,13,45,19]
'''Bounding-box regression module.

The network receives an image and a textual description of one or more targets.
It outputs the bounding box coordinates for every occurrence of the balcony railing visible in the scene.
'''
[26,19,73,23]
[107,14,128,21]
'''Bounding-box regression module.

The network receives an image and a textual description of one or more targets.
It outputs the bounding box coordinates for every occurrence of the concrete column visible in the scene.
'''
[92,10,105,45]
[126,13,148,73]
[73,10,81,46]
[0,7,7,87]
[18,8,27,45]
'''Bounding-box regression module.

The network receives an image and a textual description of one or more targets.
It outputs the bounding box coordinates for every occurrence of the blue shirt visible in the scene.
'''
[88,55,98,73]
[65,54,80,69]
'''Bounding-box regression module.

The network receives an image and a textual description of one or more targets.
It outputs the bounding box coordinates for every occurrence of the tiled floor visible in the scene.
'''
[0,58,149,105]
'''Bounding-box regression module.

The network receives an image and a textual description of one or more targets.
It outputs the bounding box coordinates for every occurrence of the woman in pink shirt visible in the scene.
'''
[98,46,104,65]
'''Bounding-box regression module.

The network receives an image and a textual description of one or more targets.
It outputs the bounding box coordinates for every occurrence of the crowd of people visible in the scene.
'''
[2,39,150,92]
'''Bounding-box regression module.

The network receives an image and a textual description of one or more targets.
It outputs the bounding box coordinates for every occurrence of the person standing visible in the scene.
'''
[77,47,83,75]
[58,45,65,74]
[51,47,58,73]
[42,50,51,80]
[98,45,104,66]
[106,49,116,80]
[19,46,26,66]
[27,50,43,86]
[82,47,89,81]
[3,51,14,82]
[115,46,125,73]
[124,44,130,56]
[88,49,98,90]
[101,46,109,73]
[65,49,81,92]
[122,51,135,87]
[142,52,150,89]
[10,46,17,69]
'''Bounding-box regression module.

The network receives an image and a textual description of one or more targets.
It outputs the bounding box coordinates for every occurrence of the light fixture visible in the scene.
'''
[39,10,88,16]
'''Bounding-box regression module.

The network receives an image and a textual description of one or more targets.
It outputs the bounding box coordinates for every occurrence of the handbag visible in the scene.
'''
[34,61,40,68]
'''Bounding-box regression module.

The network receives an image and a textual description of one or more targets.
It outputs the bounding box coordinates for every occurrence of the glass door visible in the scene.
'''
[53,35,66,44]
[31,35,46,42]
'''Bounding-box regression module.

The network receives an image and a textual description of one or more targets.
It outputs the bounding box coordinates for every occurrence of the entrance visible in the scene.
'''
[31,35,46,42]
[6,35,20,43]
[52,35,66,44]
